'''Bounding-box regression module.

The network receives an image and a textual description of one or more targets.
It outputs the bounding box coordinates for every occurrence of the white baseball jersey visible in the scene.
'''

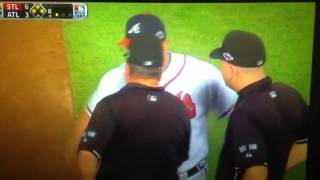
[87,52,238,173]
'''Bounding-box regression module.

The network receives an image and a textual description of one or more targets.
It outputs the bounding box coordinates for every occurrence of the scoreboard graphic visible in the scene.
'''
[0,2,87,20]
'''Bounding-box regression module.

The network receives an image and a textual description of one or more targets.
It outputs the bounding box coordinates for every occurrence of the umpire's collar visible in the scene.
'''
[125,83,165,91]
[238,76,272,99]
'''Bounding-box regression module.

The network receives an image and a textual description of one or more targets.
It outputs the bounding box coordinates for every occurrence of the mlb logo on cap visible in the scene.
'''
[142,60,153,66]
[222,52,234,61]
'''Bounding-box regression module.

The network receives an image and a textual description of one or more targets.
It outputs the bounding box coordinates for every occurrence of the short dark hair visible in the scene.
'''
[128,63,162,79]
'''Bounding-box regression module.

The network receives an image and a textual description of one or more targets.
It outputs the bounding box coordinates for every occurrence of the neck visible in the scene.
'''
[127,78,159,87]
[233,69,266,92]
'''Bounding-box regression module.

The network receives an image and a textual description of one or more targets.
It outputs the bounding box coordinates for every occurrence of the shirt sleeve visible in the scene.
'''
[230,110,267,170]
[206,64,238,118]
[79,100,116,159]
[87,64,126,114]
[294,98,309,144]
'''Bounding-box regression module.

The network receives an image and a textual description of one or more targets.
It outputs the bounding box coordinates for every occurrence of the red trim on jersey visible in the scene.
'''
[163,55,186,88]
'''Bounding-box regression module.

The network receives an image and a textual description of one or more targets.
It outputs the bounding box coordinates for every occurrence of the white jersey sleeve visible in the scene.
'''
[205,64,237,118]
[87,64,126,113]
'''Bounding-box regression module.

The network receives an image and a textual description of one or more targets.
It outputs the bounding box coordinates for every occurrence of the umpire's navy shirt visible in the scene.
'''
[216,77,308,180]
[78,83,191,180]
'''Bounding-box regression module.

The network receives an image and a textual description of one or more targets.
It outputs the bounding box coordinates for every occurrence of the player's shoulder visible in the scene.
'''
[173,52,224,84]
[94,92,114,109]
[273,82,301,96]
[272,82,307,108]
[96,84,126,105]
[99,63,125,83]
[170,51,219,72]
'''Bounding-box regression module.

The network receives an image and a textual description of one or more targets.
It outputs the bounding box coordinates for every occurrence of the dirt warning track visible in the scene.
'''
[0,21,78,180]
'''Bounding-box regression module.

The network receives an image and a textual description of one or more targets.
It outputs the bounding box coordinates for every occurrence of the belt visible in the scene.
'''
[186,159,206,177]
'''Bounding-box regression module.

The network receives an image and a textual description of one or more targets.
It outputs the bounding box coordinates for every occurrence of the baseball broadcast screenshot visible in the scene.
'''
[0,1,318,180]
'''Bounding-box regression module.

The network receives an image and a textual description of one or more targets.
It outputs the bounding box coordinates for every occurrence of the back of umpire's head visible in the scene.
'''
[124,36,164,81]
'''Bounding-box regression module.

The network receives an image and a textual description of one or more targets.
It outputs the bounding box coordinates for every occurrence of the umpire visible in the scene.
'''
[209,30,308,180]
[76,35,191,180]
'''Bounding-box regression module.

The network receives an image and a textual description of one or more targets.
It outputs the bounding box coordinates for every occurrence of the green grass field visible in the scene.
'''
[63,3,314,179]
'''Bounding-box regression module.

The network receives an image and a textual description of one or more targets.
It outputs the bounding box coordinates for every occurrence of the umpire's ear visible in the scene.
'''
[124,63,131,82]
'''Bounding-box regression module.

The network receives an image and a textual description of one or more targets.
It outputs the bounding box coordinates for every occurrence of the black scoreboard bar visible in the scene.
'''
[0,2,87,20]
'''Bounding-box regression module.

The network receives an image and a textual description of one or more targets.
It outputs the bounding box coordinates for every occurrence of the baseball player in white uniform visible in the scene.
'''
[80,14,238,180]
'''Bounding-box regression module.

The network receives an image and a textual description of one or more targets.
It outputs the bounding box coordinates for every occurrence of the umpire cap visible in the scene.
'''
[126,37,163,68]
[210,30,266,68]
[118,13,166,46]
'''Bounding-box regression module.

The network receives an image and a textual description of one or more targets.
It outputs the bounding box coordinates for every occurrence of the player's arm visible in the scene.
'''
[77,99,116,180]
[73,109,91,151]
[230,110,268,180]
[86,64,126,118]
[242,166,268,180]
[287,100,309,171]
[77,150,98,180]
[205,65,238,118]
[73,65,126,155]
[286,143,307,171]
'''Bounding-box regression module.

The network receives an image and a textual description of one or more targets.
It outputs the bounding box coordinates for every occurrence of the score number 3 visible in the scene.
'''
[25,4,29,18]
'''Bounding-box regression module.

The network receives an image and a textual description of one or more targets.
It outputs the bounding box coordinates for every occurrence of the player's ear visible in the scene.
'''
[222,61,233,76]
[229,63,238,77]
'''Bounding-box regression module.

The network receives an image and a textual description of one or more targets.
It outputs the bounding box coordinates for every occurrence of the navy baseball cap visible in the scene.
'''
[118,13,166,46]
[209,30,266,68]
[126,37,163,68]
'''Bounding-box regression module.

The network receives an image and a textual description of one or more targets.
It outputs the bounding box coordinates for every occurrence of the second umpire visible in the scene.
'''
[210,30,308,180]
[76,34,191,180]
